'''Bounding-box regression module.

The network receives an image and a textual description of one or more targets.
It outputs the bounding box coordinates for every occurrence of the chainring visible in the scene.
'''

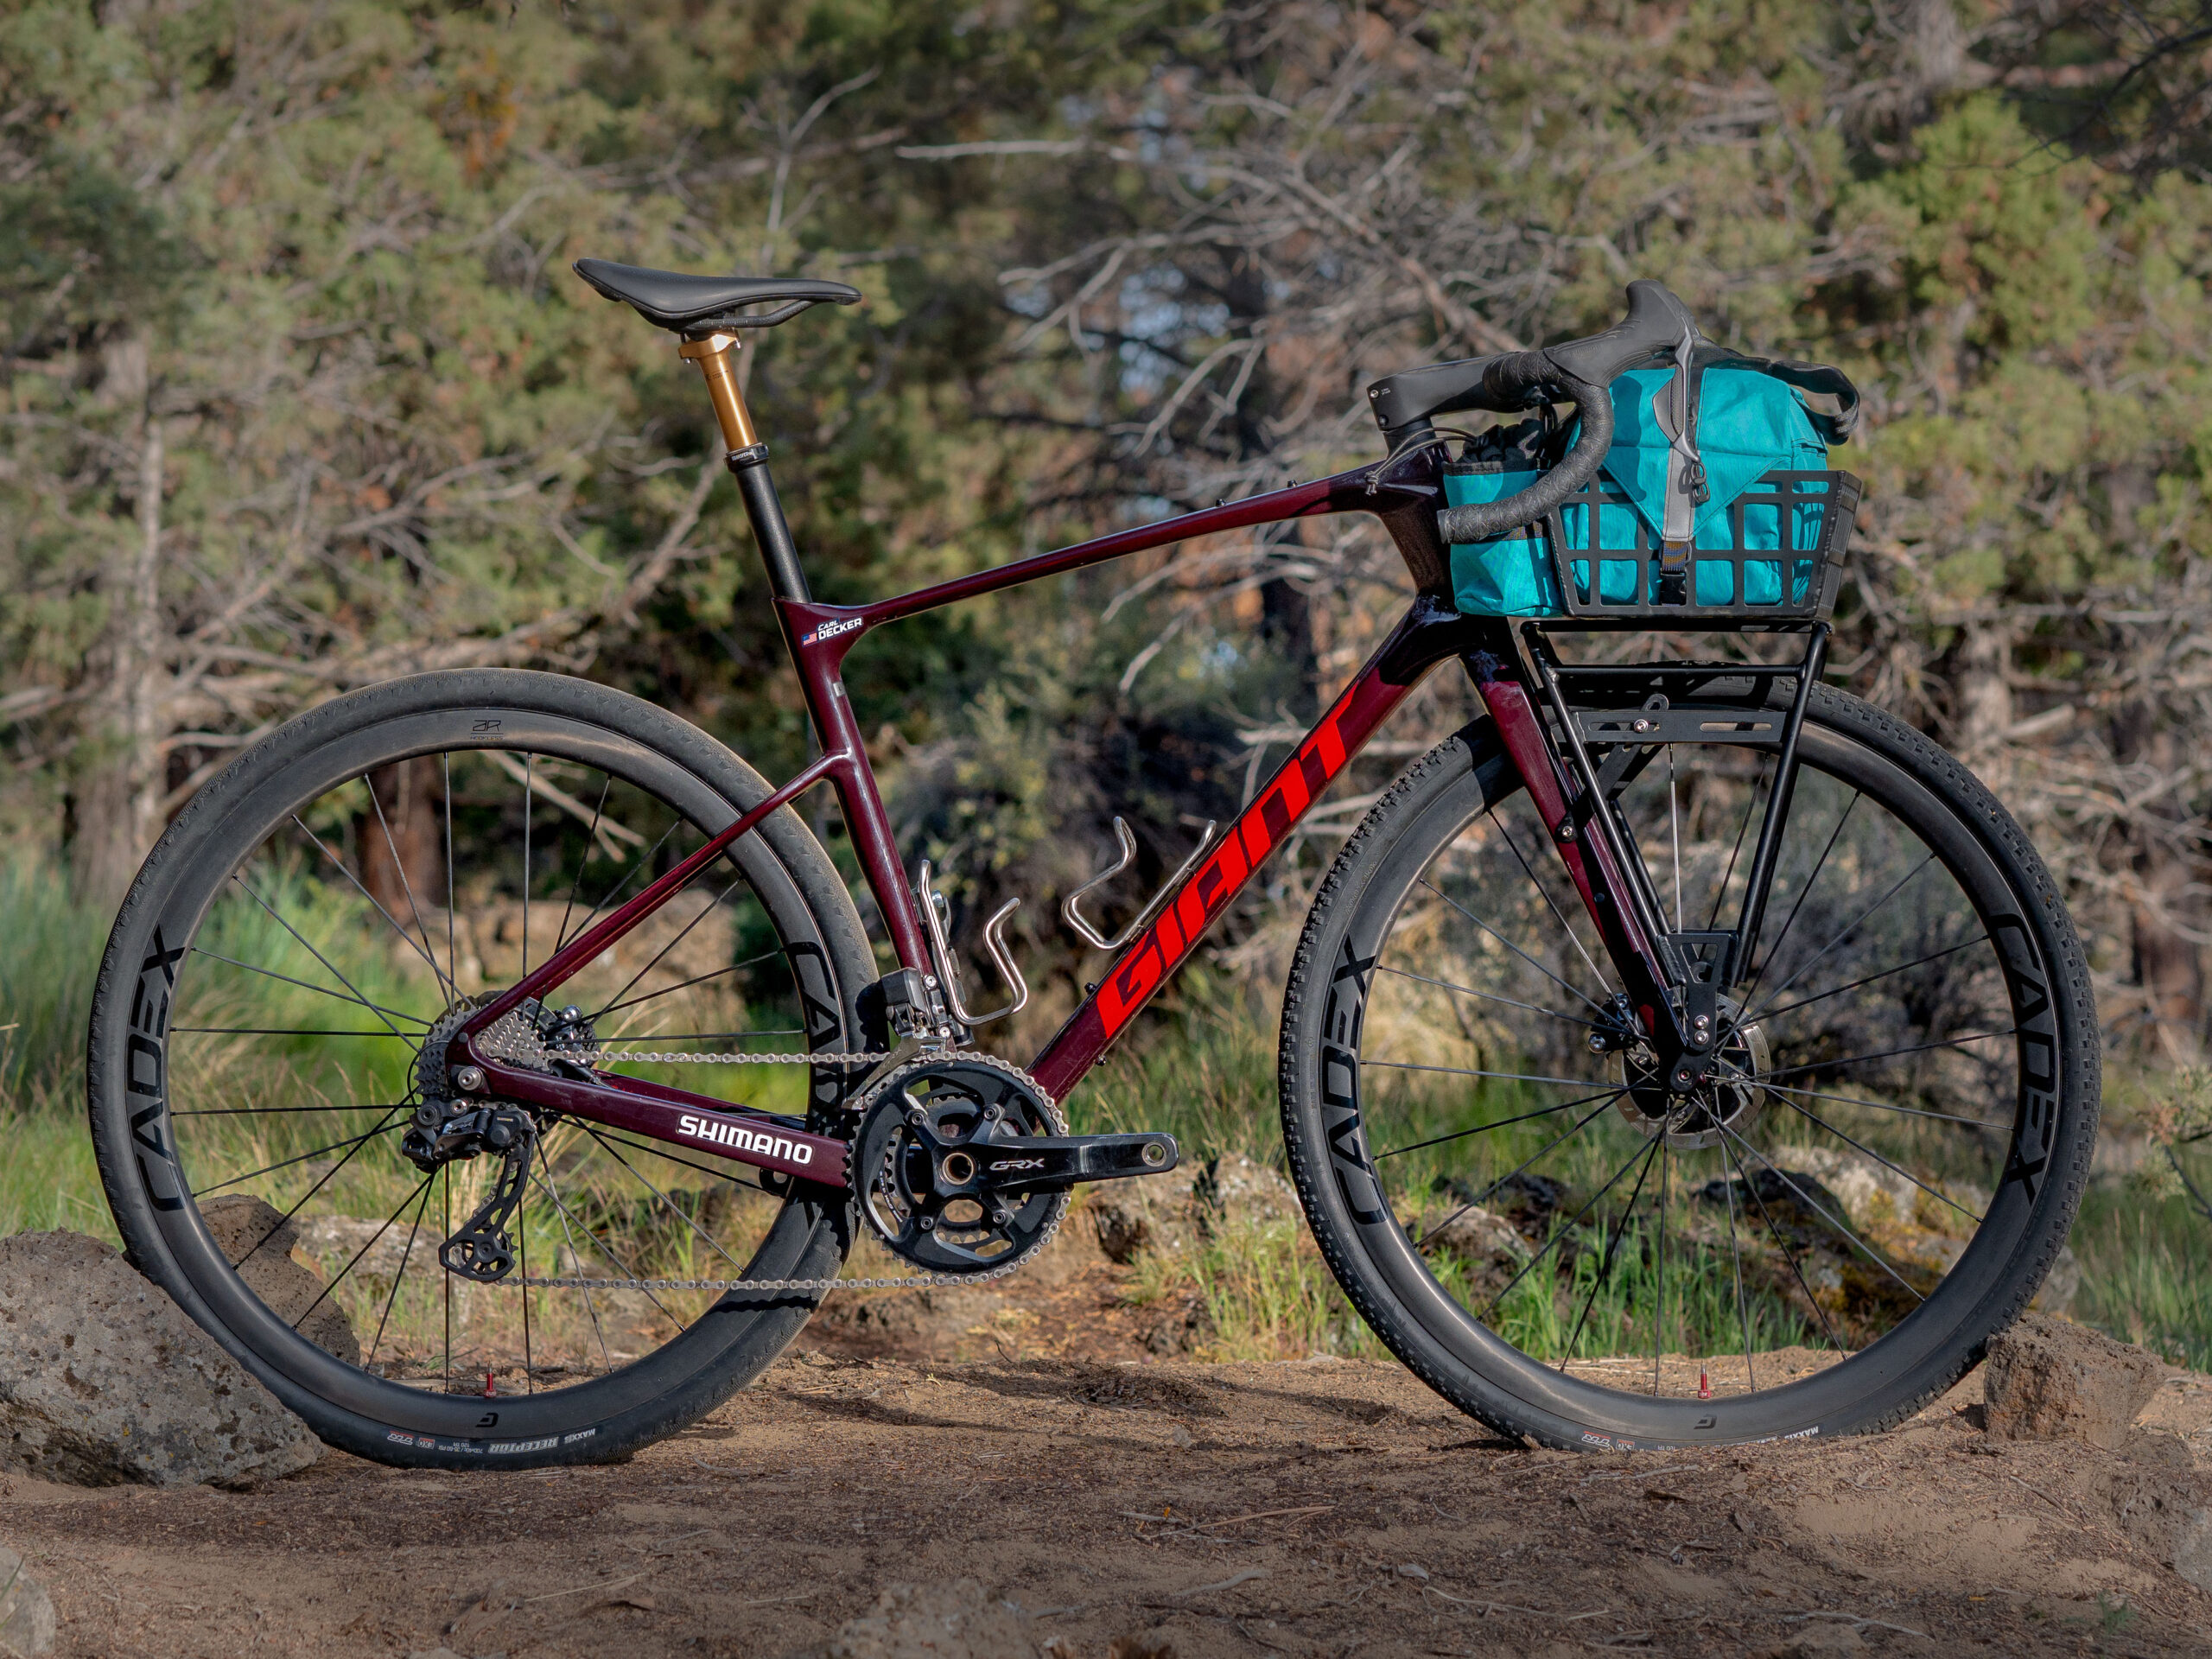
[850,1054,1070,1276]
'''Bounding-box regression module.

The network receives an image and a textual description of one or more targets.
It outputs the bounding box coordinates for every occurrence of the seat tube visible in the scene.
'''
[678,331,811,603]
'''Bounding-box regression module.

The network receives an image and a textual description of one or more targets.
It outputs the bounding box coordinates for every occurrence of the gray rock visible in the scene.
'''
[827,1579,1036,1658]
[199,1198,360,1365]
[1088,1152,1298,1264]
[0,1230,321,1487]
[1983,1313,2163,1449]
[0,1544,54,1659]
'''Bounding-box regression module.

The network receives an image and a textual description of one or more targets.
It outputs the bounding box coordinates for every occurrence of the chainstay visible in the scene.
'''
[572,1050,885,1065]
[515,1048,1058,1294]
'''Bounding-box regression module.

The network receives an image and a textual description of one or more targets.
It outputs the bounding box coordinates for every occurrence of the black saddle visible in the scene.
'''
[574,258,861,334]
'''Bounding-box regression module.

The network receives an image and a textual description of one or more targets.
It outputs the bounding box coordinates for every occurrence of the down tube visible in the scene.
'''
[1028,599,1470,1101]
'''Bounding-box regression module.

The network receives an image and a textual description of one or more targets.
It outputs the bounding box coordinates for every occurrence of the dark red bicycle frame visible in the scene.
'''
[448,447,1649,1187]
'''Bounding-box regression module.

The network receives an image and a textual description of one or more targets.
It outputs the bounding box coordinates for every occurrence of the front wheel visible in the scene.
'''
[1279,685,2098,1449]
[89,670,879,1469]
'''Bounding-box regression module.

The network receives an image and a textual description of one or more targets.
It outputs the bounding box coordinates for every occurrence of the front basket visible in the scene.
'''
[1539,468,1861,626]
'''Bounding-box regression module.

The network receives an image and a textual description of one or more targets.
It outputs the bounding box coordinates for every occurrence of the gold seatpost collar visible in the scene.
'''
[677,331,759,453]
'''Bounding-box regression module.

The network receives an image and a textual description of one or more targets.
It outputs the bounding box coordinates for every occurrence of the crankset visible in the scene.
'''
[851,1054,1179,1275]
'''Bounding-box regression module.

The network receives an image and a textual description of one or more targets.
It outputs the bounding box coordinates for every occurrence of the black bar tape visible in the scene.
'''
[1433,371,1613,545]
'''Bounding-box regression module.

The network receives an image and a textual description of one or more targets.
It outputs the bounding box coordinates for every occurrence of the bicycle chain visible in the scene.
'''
[571,1049,885,1066]
[515,1046,1054,1295]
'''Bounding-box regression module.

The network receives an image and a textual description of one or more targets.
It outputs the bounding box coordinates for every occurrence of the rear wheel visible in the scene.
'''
[1279,685,2098,1448]
[89,669,878,1469]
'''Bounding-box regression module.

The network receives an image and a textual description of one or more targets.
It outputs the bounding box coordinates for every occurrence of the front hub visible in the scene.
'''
[1617,997,1769,1149]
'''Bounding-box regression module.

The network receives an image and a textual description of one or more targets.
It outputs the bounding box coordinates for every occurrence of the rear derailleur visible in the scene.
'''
[402,997,585,1284]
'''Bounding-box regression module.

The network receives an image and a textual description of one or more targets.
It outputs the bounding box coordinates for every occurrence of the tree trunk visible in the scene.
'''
[359,758,447,925]
[69,397,168,909]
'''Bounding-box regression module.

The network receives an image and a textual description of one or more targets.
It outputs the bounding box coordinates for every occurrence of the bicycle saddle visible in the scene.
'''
[574,258,861,334]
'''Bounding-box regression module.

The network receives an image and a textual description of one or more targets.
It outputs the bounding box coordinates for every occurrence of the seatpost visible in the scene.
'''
[678,331,811,603]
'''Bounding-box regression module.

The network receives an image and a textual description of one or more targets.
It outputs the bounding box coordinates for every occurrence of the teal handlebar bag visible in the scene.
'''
[1441,459,1560,618]
[1445,361,1845,620]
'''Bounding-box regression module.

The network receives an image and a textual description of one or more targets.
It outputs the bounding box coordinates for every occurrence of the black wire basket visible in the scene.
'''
[1538,468,1862,627]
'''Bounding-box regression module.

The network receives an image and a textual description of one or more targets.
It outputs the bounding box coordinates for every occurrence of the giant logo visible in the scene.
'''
[1096,692,1355,1038]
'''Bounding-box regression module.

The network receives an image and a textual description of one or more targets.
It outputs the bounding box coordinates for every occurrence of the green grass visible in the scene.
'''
[2072,1183,2212,1370]
[9,862,2212,1380]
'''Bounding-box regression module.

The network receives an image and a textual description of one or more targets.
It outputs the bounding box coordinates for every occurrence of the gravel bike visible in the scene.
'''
[88,269,2096,1465]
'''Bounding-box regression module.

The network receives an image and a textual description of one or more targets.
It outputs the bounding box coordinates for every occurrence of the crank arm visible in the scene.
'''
[971,1131,1179,1193]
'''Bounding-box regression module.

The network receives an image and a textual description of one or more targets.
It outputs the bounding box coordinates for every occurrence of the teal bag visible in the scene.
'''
[1445,460,1560,617]
[1449,359,1839,617]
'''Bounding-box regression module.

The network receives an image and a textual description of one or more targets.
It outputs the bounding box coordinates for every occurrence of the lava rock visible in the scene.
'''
[0,1544,54,1659]
[0,1230,321,1487]
[198,1198,360,1365]
[1088,1152,1299,1264]
[1983,1312,2164,1449]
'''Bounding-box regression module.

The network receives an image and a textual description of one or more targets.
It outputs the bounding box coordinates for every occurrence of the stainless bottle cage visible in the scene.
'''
[1061,817,1222,953]
[914,860,1029,1028]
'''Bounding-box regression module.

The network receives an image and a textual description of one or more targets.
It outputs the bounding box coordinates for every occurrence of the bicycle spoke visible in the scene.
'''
[1483,808,1618,1001]
[1719,1124,1923,1303]
[228,874,410,1040]
[579,1125,750,1274]
[1413,1092,1625,1252]
[527,1170,675,1321]
[1363,1060,1620,1088]
[1743,854,1936,1022]
[196,1116,407,1200]
[443,755,457,992]
[587,866,757,1025]
[1773,1094,1985,1225]
[1417,875,1610,1016]
[187,947,430,1027]
[1375,1084,1627,1162]
[518,1179,535,1395]
[288,1171,436,1336]
[1739,791,1859,1013]
[1652,1141,1668,1394]
[1554,1139,1662,1368]
[1703,766,1765,932]
[1758,937,1980,1022]
[594,948,787,1024]
[587,1130,777,1196]
[1668,746,1683,931]
[1477,1133,1654,1321]
[172,1103,411,1117]
[1755,1077,2004,1130]
[1763,1029,2017,1083]
[288,814,454,995]
[1373,963,1602,1032]
[366,778,455,1001]
[554,773,616,955]
[172,1027,414,1039]
[366,1175,438,1371]
[565,817,686,954]
[1724,1150,1756,1391]
[538,1161,613,1376]
[522,753,533,977]
[1725,1128,1847,1356]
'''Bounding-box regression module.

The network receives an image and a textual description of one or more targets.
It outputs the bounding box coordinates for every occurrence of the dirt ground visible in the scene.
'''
[4,1348,2212,1658]
[8,1225,2212,1659]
